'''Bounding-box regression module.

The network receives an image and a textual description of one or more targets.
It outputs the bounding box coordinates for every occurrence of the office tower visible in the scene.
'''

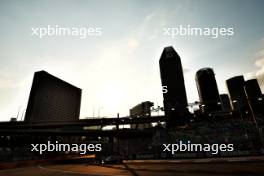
[195,68,221,113]
[245,79,262,98]
[245,79,263,115]
[220,94,232,112]
[24,71,82,123]
[226,76,249,114]
[159,46,189,125]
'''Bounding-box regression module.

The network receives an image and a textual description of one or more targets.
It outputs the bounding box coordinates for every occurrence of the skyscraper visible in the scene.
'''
[159,46,189,125]
[226,76,249,115]
[195,68,221,113]
[245,79,262,98]
[220,94,232,112]
[244,79,263,115]
[24,71,82,123]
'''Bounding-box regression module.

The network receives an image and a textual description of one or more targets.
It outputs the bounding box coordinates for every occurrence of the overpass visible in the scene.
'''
[0,115,167,136]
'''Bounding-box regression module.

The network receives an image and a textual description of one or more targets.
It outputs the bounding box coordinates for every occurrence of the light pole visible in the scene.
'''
[92,106,95,119]
[98,107,103,118]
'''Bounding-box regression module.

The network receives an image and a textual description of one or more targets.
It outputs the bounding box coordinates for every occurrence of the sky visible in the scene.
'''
[0,0,264,121]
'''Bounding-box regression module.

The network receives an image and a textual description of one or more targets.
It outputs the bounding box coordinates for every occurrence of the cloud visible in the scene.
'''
[126,9,172,43]
[245,48,264,80]
[255,58,264,68]
[244,71,257,80]
[256,48,264,58]
[255,49,264,76]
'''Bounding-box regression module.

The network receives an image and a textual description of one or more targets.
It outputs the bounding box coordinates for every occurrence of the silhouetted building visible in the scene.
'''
[159,46,189,125]
[220,94,232,112]
[24,71,82,123]
[130,101,154,129]
[226,76,249,115]
[195,68,221,113]
[245,79,262,98]
[245,79,264,115]
[130,101,154,118]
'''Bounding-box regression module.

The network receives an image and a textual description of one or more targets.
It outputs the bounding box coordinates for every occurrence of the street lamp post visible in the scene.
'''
[98,107,103,118]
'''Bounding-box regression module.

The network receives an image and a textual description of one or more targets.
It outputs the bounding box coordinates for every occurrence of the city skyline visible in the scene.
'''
[0,0,264,121]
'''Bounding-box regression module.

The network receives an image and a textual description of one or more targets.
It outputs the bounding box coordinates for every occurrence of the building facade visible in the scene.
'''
[159,46,189,125]
[226,76,249,115]
[24,71,82,123]
[245,79,263,115]
[195,68,221,113]
[220,94,232,112]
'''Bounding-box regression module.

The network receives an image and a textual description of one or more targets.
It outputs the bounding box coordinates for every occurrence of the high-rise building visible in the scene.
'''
[226,76,249,114]
[195,68,221,113]
[244,79,262,98]
[220,94,232,112]
[159,46,189,125]
[245,79,263,115]
[24,71,82,123]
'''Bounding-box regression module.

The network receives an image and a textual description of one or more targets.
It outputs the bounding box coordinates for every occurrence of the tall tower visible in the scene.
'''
[244,79,262,98]
[220,94,232,112]
[226,76,249,115]
[244,79,263,115]
[25,71,82,123]
[195,68,221,113]
[159,46,188,125]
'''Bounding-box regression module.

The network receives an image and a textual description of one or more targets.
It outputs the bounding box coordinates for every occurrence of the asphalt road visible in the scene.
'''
[0,161,264,176]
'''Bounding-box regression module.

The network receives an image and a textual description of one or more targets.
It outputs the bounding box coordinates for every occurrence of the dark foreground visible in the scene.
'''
[1,158,264,176]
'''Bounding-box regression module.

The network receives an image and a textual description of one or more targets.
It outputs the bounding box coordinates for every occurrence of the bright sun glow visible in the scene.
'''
[97,81,126,117]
